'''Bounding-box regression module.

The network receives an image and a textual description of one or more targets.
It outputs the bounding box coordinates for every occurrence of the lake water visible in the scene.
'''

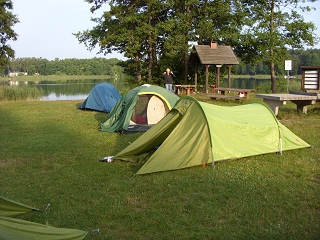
[219,77,270,89]
[3,77,271,101]
[2,79,127,101]
[39,92,89,101]
[36,82,107,101]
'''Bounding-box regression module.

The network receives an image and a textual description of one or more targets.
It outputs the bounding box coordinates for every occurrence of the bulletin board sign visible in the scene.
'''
[301,66,320,92]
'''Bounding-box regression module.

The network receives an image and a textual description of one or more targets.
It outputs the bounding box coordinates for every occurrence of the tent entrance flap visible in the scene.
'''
[131,95,149,124]
[131,95,170,125]
[147,95,169,124]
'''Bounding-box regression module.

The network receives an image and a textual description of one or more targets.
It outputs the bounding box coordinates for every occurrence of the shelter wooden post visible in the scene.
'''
[216,65,222,88]
[205,65,210,94]
[227,65,232,88]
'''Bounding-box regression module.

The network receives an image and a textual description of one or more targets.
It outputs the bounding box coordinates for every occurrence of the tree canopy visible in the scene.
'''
[75,0,319,92]
[235,0,318,92]
[0,0,19,70]
[75,0,247,83]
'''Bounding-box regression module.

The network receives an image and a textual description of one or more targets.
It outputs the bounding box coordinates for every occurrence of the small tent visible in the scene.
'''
[114,96,310,175]
[100,85,180,132]
[78,82,121,112]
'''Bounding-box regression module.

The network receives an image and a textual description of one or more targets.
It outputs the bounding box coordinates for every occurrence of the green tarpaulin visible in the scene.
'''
[0,196,88,240]
[0,196,39,217]
[114,96,310,175]
[0,216,88,240]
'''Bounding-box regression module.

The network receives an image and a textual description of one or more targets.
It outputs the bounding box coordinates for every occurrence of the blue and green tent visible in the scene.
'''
[100,85,180,132]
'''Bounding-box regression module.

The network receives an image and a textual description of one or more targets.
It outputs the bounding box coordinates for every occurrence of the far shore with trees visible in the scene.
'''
[1,0,319,93]
[2,48,319,86]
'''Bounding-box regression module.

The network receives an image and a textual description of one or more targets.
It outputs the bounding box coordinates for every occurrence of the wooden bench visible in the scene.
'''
[256,92,319,116]
[209,94,241,100]
[211,87,255,101]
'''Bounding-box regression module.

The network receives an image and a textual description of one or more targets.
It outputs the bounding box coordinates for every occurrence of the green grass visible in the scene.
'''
[0,96,319,239]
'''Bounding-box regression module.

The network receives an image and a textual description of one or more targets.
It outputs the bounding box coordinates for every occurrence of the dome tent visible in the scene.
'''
[100,85,180,133]
[78,82,121,112]
[114,96,310,175]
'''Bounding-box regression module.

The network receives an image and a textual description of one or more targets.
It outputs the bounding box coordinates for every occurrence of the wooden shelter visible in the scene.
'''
[189,41,239,93]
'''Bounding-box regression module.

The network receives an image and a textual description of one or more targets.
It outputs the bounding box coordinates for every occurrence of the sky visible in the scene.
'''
[8,0,320,61]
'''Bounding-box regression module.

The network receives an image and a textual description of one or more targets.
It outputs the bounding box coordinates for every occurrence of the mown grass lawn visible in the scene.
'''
[0,95,319,239]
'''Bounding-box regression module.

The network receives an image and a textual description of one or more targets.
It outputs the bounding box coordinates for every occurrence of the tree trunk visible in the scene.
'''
[270,60,276,93]
[152,43,158,76]
[270,0,276,93]
[135,53,142,84]
[182,5,190,82]
[182,49,189,82]
[148,37,153,82]
[148,15,153,82]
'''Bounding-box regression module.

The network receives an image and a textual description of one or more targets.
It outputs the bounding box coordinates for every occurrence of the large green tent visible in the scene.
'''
[100,84,180,132]
[114,96,310,175]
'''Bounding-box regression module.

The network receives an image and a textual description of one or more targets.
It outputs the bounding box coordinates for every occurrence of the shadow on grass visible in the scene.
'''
[73,101,108,124]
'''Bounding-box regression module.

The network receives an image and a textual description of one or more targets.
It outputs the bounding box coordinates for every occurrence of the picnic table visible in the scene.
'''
[256,92,319,116]
[209,87,255,101]
[174,85,196,96]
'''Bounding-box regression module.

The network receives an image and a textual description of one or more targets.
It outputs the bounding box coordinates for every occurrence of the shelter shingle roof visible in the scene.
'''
[190,45,239,65]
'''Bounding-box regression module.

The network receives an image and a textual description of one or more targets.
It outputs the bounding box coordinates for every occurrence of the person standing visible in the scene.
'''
[162,68,175,91]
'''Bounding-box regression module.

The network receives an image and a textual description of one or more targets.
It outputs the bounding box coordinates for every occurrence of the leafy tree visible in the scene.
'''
[28,65,36,75]
[0,0,19,70]
[76,0,248,83]
[236,0,318,92]
[75,1,144,82]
